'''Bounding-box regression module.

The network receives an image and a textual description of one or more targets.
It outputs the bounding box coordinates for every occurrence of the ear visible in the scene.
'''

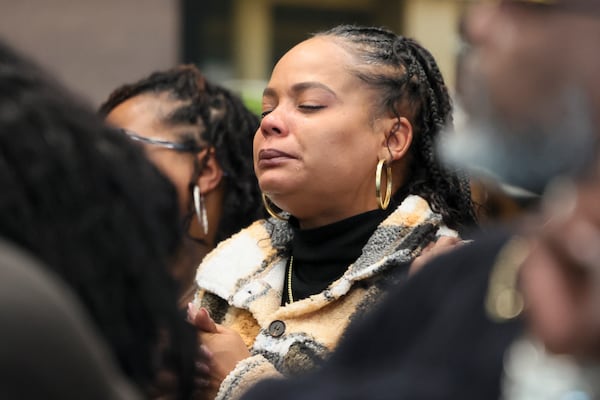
[195,148,224,195]
[377,116,413,162]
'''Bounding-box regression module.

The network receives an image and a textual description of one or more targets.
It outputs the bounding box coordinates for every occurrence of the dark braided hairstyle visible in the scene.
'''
[99,65,265,243]
[0,41,197,398]
[316,25,478,233]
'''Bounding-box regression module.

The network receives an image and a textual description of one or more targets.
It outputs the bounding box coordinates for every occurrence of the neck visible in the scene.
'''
[172,236,211,299]
[293,182,408,230]
[296,207,380,230]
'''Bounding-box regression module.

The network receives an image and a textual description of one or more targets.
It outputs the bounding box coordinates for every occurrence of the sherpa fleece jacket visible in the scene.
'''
[192,195,457,400]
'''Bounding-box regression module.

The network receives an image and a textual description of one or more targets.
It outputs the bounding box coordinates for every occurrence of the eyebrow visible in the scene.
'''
[262,82,337,99]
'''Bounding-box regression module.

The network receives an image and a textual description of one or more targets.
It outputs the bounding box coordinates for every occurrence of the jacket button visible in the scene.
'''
[268,320,286,337]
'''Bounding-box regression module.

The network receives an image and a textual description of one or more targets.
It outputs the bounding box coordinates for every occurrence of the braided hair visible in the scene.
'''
[0,42,197,398]
[316,25,478,233]
[99,65,264,243]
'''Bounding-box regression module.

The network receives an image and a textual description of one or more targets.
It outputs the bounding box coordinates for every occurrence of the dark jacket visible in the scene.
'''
[241,229,523,400]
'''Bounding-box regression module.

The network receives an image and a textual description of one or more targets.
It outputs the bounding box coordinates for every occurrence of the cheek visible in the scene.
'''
[307,137,376,188]
[252,133,262,165]
[147,152,193,212]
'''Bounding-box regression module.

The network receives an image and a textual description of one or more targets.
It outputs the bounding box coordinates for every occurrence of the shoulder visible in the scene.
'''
[194,220,271,297]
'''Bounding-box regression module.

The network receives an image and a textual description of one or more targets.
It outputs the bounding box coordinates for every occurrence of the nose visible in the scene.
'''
[259,109,289,138]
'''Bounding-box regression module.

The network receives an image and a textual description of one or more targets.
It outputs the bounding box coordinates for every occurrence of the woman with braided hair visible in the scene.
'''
[188,24,477,400]
[99,65,264,304]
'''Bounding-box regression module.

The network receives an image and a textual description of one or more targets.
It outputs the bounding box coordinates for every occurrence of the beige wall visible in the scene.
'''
[0,0,463,105]
[0,0,178,107]
[228,0,463,91]
[402,0,463,91]
[233,0,272,80]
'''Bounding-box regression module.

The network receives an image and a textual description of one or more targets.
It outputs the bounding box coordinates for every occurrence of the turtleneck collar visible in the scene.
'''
[284,203,396,304]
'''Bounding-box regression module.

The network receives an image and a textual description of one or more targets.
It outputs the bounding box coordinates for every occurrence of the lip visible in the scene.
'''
[257,148,295,168]
[258,149,295,160]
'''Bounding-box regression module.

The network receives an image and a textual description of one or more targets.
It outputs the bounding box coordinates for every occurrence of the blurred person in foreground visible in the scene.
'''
[100,65,264,306]
[456,0,600,396]
[0,40,203,399]
[0,239,142,400]
[239,1,600,399]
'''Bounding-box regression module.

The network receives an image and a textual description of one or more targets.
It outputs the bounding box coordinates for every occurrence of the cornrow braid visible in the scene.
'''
[401,37,479,231]
[316,25,478,234]
[99,65,265,242]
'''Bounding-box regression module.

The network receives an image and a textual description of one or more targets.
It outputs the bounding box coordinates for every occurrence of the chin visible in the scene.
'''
[259,174,297,196]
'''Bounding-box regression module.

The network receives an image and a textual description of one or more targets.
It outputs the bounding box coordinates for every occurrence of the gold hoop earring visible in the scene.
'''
[261,193,288,221]
[376,159,392,210]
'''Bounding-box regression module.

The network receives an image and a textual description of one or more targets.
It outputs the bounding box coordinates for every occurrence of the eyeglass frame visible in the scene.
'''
[120,129,206,153]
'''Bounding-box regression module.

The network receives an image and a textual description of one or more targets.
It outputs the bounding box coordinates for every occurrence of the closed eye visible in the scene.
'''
[298,105,325,112]
[261,110,273,119]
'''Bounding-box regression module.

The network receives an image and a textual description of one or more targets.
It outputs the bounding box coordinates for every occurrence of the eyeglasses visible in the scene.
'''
[121,129,205,153]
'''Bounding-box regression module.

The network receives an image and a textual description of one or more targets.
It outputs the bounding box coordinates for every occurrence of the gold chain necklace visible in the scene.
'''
[287,256,294,304]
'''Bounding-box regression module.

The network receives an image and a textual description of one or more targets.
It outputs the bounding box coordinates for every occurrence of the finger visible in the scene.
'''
[421,241,436,253]
[434,235,461,248]
[198,344,213,360]
[194,377,211,388]
[409,236,463,275]
[192,307,218,333]
[196,361,210,375]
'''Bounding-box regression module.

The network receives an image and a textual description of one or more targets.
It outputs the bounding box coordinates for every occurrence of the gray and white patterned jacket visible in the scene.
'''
[192,195,457,400]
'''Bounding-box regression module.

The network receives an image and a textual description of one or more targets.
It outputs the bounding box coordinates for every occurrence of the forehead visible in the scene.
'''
[106,93,202,138]
[269,37,357,88]
[107,93,178,124]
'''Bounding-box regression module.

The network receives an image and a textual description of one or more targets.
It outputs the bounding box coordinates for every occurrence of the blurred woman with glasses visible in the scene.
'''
[100,65,265,304]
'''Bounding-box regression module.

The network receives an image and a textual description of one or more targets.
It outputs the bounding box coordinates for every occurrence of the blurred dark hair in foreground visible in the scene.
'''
[0,39,196,398]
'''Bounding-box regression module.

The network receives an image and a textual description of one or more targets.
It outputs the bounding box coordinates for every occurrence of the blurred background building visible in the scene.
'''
[0,0,468,110]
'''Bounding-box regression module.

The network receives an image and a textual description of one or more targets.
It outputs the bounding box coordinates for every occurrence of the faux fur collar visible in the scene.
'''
[195,195,456,318]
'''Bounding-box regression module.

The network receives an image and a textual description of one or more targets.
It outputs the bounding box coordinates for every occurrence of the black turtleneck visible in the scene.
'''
[282,204,396,305]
